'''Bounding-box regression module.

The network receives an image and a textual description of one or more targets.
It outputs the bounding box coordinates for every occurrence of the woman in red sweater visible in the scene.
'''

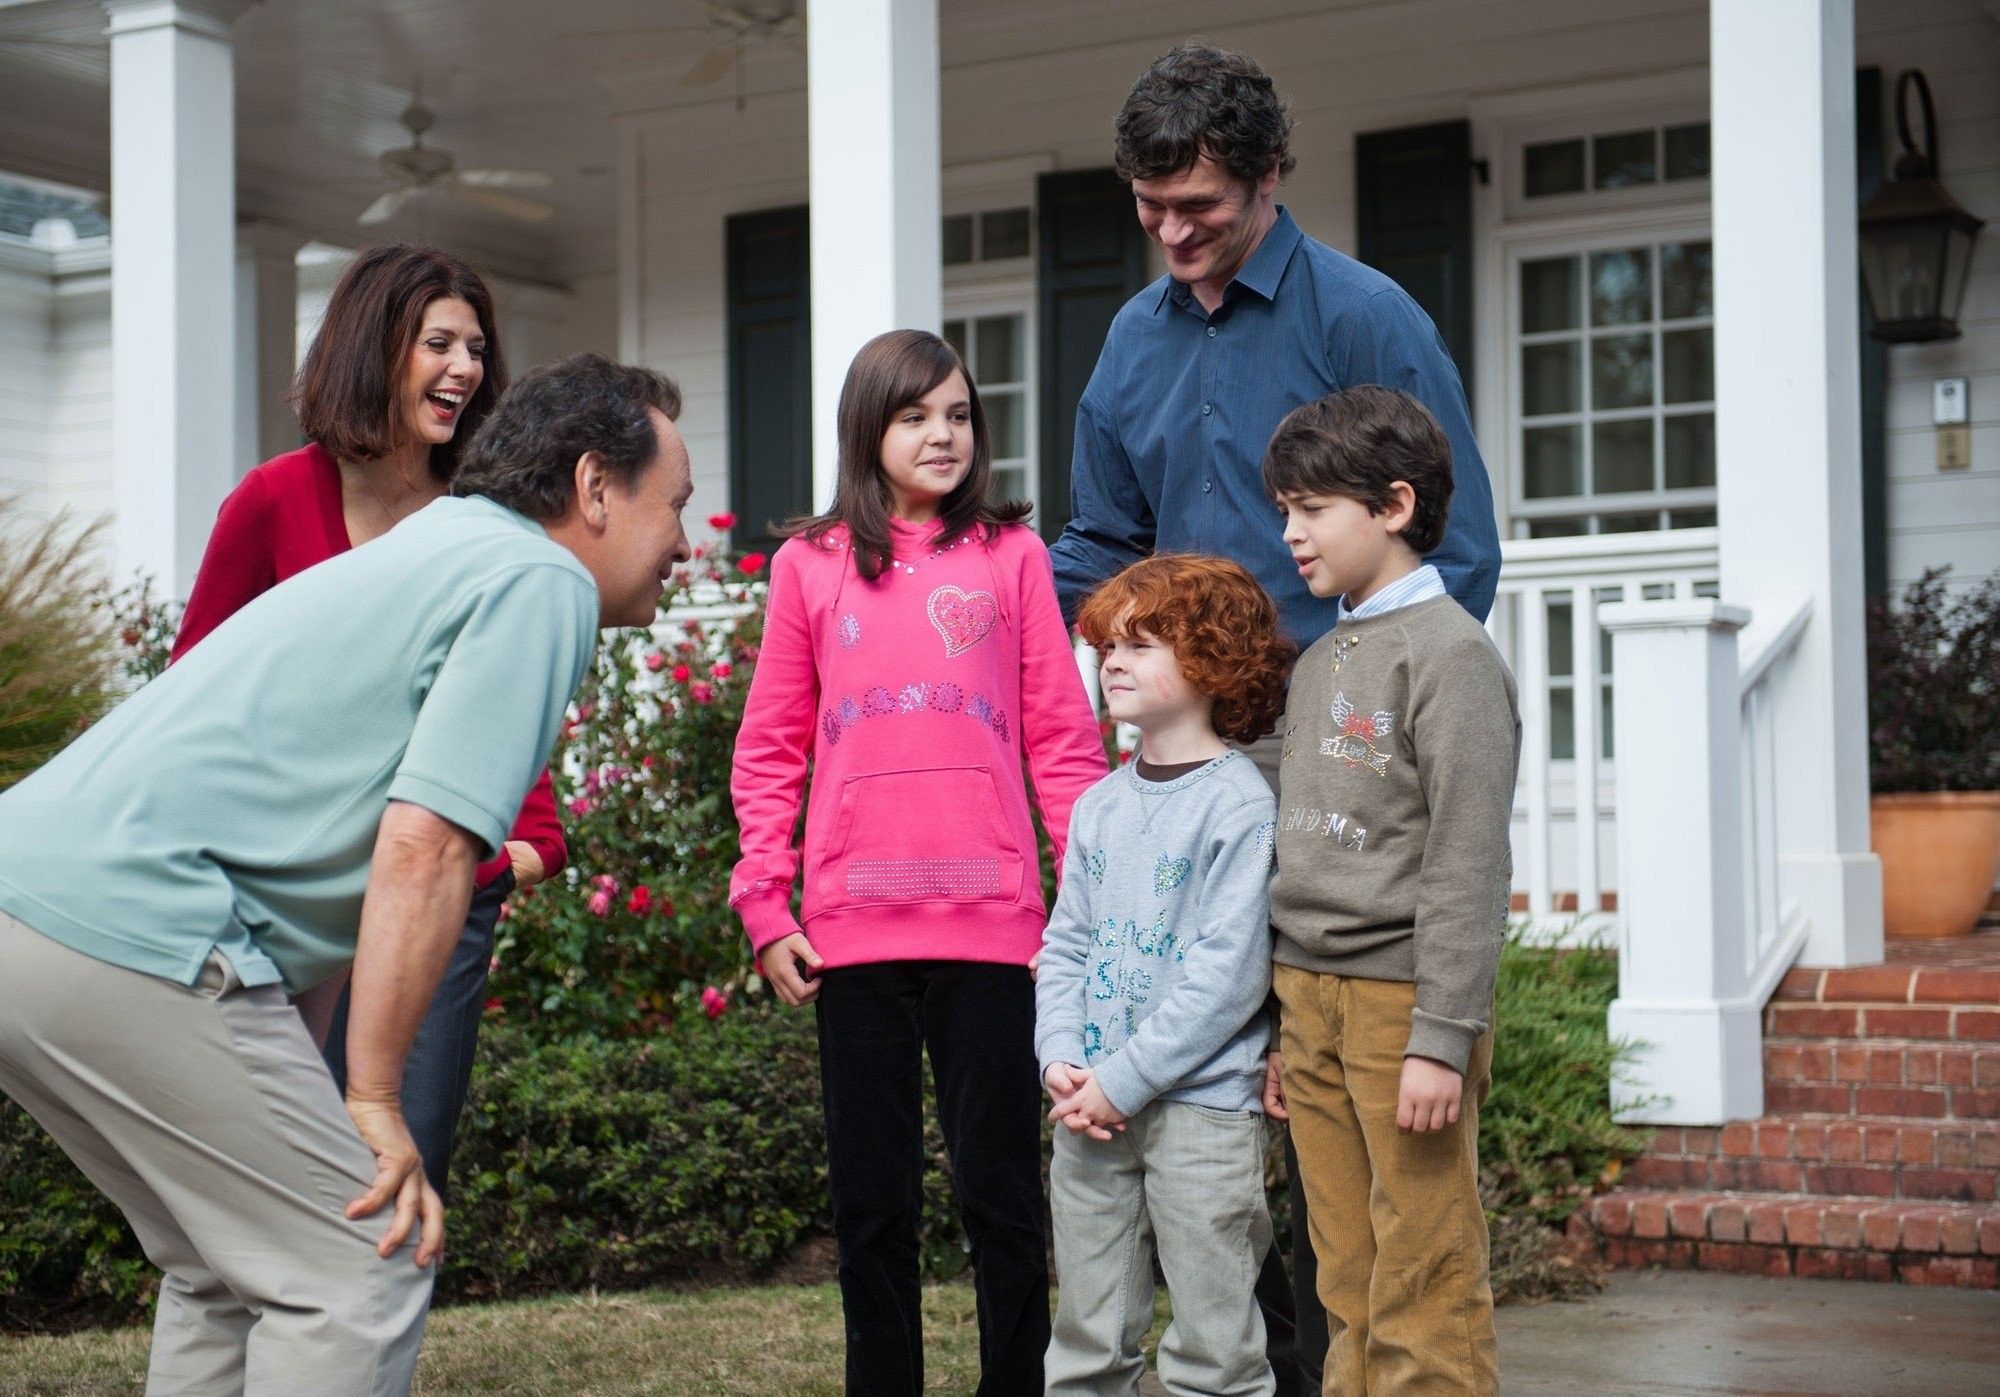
[172,243,566,1196]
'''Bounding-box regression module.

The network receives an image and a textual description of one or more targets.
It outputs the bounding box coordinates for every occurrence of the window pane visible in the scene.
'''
[1524,425,1582,498]
[1662,328,1713,403]
[1598,512,1660,533]
[980,208,1030,260]
[943,319,967,359]
[1664,411,1716,489]
[1550,686,1575,760]
[1594,129,1658,189]
[1662,241,1714,319]
[989,464,1028,505]
[975,315,1023,383]
[1527,516,1588,539]
[1664,122,1711,181]
[985,389,1025,458]
[1593,419,1654,493]
[943,214,974,266]
[1521,257,1579,333]
[1548,600,1573,678]
[1602,685,1616,760]
[1525,139,1586,197]
[1591,334,1654,410]
[1670,507,1718,530]
[1589,249,1652,325]
[1522,340,1581,416]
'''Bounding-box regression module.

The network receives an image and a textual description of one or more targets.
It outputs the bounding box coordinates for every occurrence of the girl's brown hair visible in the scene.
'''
[1077,553,1295,743]
[781,329,1029,579]
[292,243,506,481]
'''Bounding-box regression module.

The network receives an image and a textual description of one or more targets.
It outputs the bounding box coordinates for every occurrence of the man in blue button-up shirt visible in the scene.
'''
[1049,53,1500,646]
[1045,45,1504,1396]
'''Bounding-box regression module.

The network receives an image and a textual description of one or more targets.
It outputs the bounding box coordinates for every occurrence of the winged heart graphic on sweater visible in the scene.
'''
[926,585,999,658]
[1321,690,1396,776]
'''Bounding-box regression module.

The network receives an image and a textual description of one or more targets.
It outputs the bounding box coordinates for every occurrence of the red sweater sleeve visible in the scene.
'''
[1013,532,1110,866]
[728,542,820,952]
[170,472,278,662]
[474,767,567,885]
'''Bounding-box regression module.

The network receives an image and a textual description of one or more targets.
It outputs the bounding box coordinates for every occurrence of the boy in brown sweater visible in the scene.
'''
[1260,386,1520,1395]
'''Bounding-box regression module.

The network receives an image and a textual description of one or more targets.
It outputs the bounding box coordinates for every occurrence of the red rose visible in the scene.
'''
[627,886,652,915]
[672,664,692,683]
[701,986,729,1019]
[644,651,666,672]
[708,511,737,531]
[690,681,716,705]
[712,661,733,679]
[738,552,767,576]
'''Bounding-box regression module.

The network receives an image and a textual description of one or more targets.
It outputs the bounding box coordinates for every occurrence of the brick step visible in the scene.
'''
[1579,1190,2000,1288]
[1633,1118,1998,1200]
[1776,963,2000,1006]
[1764,1037,1999,1092]
[1764,1001,2000,1044]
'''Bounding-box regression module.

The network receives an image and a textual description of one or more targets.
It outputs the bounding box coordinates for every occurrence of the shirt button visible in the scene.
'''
[1206,325,1218,337]
[1203,480,1214,493]
[1201,403,1212,416]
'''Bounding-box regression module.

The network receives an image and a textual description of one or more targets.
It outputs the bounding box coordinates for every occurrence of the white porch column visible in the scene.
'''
[1711,0,1882,967]
[235,220,302,475]
[105,0,257,596]
[1602,601,1763,1124]
[805,0,941,511]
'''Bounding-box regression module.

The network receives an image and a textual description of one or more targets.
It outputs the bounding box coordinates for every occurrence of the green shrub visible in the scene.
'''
[0,504,118,790]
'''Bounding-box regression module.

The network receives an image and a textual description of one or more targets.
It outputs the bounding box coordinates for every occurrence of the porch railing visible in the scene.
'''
[1489,528,1720,936]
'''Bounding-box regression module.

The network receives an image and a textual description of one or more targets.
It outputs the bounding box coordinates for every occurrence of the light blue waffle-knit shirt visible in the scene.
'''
[1035,751,1276,1116]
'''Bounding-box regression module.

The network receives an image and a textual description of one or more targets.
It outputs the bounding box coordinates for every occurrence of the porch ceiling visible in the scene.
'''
[0,0,1376,285]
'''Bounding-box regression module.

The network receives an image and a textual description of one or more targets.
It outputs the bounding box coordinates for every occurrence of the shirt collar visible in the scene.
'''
[1153,205,1305,314]
[1338,563,1446,623]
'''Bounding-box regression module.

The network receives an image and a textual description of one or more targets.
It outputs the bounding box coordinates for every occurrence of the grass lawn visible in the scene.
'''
[0,1282,1173,1394]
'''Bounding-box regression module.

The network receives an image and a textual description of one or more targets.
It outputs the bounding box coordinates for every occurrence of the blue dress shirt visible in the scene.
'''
[1049,207,1501,646]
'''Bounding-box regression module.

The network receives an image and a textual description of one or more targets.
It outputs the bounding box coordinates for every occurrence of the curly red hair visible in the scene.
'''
[1077,554,1294,743]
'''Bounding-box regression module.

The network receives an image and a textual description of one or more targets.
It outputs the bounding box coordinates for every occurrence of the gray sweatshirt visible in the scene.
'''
[1036,752,1276,1116]
[1270,593,1521,1073]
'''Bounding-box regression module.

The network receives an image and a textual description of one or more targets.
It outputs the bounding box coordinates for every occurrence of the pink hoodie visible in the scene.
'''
[730,518,1107,969]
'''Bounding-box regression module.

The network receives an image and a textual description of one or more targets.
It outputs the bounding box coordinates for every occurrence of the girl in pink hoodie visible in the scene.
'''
[731,329,1106,1394]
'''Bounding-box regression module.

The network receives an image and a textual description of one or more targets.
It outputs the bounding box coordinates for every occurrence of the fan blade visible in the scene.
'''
[448,182,554,223]
[457,168,554,191]
[682,42,737,87]
[358,189,416,225]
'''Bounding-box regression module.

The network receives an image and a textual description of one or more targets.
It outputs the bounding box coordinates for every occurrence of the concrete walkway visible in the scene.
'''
[1136,1271,1999,1394]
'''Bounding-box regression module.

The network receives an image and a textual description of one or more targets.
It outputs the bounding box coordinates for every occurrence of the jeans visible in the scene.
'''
[322,868,512,1198]
[815,959,1048,1397]
[1047,1101,1276,1396]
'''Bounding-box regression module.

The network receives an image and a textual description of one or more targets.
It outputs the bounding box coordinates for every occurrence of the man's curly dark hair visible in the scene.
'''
[1113,44,1296,185]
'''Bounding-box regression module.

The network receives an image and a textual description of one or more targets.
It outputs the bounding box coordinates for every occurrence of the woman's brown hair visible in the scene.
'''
[292,243,506,481]
[780,329,1030,579]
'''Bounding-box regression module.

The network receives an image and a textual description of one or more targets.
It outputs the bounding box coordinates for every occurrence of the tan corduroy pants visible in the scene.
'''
[1273,965,1497,1396]
[0,911,433,1395]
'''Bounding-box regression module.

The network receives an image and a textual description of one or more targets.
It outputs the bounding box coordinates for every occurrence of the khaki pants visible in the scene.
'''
[0,911,432,1395]
[1272,965,1496,1396]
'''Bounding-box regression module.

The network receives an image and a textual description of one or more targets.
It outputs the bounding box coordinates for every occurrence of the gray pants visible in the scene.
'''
[0,912,432,1395]
[1047,1100,1276,1396]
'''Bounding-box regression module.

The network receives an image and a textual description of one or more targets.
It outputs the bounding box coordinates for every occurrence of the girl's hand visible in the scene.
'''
[1043,1062,1082,1100]
[1262,1052,1288,1121]
[1048,1073,1126,1140]
[1396,1055,1465,1134]
[760,933,825,1006]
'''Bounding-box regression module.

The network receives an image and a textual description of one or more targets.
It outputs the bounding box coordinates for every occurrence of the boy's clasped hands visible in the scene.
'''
[1043,1062,1127,1139]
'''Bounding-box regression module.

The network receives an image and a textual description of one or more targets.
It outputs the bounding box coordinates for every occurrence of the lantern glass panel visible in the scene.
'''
[1861,221,1950,325]
[1941,223,1977,325]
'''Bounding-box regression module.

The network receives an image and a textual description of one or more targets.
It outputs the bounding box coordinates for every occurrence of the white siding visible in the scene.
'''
[0,261,51,519]
[44,273,110,523]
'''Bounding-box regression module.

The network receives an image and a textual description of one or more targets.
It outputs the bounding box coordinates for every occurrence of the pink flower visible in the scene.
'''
[701,986,728,1019]
[672,664,692,683]
[645,651,666,672]
[708,511,737,531]
[567,796,595,816]
[738,552,767,576]
[712,661,733,679]
[641,754,656,769]
[587,889,613,917]
[627,885,652,915]
[690,681,715,705]
[592,873,619,893]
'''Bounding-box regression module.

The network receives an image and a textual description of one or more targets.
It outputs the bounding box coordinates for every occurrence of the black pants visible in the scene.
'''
[816,960,1048,1397]
[323,868,511,1198]
[1257,1128,1328,1395]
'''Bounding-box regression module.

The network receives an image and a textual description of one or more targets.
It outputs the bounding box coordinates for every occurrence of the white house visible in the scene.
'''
[2,0,1997,1276]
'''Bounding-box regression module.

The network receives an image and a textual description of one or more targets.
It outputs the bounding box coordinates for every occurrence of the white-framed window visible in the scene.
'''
[1502,116,1710,222]
[1505,227,1716,539]
[943,296,1036,517]
[943,206,1031,266]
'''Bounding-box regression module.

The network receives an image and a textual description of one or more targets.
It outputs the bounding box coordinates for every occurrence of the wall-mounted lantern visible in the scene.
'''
[1858,70,1985,343]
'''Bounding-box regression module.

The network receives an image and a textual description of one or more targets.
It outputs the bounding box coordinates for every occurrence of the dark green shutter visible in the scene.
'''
[1857,67,1889,600]
[726,205,812,551]
[1036,168,1149,540]
[1354,119,1475,400]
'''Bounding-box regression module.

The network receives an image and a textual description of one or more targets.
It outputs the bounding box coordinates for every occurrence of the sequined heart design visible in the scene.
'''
[927,585,998,658]
[1087,849,1108,883]
[1154,854,1192,896]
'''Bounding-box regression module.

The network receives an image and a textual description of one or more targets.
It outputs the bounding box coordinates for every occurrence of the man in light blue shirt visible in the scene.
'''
[0,354,693,1392]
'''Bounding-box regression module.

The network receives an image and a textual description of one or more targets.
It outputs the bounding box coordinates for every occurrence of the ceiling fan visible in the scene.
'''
[683,0,803,97]
[358,93,554,227]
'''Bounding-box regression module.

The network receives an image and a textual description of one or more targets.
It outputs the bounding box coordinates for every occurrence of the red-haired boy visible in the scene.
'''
[1036,554,1295,1395]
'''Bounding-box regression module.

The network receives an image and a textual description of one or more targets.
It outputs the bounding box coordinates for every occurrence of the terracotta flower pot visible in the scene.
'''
[1870,791,2000,939]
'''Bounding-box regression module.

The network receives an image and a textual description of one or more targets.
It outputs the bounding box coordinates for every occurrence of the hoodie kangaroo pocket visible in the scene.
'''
[816,765,1024,908]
